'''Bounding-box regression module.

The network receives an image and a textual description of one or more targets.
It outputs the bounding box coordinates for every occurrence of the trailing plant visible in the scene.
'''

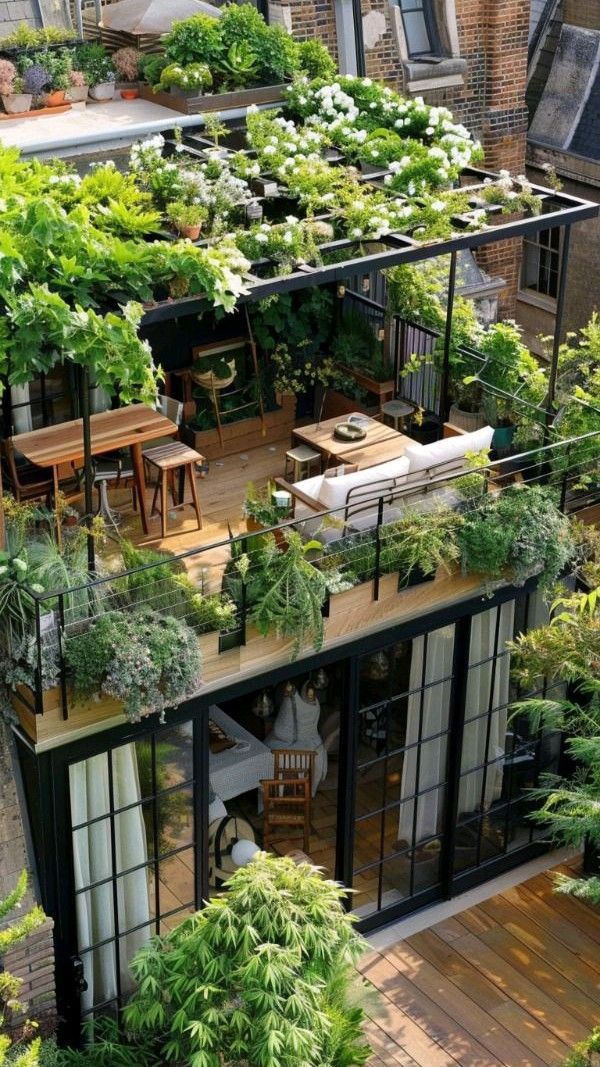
[510,588,599,905]
[246,530,329,655]
[458,484,574,590]
[65,608,203,722]
[270,342,341,395]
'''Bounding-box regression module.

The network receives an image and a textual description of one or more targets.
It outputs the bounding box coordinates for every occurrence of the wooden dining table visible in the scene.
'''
[292,413,413,470]
[15,405,178,535]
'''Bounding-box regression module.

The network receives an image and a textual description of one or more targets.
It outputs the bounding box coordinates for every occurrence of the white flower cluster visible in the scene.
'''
[129,134,165,173]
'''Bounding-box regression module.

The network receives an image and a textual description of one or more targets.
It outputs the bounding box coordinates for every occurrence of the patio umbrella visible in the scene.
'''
[100,0,222,36]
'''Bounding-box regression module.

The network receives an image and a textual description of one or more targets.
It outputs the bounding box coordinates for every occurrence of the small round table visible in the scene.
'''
[381,398,415,433]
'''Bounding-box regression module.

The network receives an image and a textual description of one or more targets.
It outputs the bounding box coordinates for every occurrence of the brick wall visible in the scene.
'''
[0,720,56,1033]
[0,0,40,31]
[271,0,529,314]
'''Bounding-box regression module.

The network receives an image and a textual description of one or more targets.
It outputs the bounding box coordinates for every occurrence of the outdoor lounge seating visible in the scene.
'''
[277,425,495,531]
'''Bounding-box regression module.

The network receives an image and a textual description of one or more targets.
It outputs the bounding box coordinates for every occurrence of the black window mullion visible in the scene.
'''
[106,751,123,1008]
[151,736,160,934]
[409,631,429,896]
[475,607,503,866]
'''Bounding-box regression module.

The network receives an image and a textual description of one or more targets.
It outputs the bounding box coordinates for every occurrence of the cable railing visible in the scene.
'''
[7,424,599,728]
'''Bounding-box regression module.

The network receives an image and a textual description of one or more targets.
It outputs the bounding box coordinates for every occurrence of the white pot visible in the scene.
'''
[65,84,88,103]
[89,81,115,101]
[2,92,32,114]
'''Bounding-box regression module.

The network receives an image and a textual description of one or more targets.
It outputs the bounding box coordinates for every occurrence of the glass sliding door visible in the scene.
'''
[352,625,456,923]
[454,592,563,880]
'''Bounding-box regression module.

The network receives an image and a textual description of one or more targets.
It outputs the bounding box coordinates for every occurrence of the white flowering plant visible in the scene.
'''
[235,217,331,272]
[479,171,542,215]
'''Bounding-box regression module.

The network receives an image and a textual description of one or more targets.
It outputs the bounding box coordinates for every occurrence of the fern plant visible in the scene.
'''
[510,588,600,904]
[247,531,328,656]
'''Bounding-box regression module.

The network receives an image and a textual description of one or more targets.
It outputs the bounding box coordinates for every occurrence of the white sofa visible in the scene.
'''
[278,425,494,533]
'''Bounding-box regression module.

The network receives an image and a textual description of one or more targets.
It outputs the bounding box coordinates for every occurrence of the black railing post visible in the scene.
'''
[34,598,44,716]
[79,365,95,573]
[559,442,571,513]
[240,537,248,646]
[440,251,458,427]
[545,225,571,441]
[373,496,384,601]
[57,592,69,721]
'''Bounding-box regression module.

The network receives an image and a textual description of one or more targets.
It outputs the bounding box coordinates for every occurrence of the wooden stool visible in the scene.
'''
[144,442,204,538]
[285,444,322,482]
[381,398,415,432]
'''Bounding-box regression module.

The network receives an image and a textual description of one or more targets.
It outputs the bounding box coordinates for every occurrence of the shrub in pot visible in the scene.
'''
[0,63,32,113]
[76,43,116,100]
[166,198,208,240]
[35,48,72,106]
[65,68,88,103]
[20,61,49,104]
[113,46,140,85]
[158,61,212,95]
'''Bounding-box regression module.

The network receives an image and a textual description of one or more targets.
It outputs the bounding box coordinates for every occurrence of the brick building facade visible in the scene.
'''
[270,0,531,314]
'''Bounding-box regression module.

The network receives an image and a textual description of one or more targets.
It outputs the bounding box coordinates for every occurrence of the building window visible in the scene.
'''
[395,0,439,57]
[521,227,560,300]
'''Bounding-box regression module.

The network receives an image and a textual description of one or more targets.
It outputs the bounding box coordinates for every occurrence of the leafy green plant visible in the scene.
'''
[65,609,203,722]
[85,854,373,1067]
[0,22,75,49]
[296,38,336,80]
[0,871,46,1067]
[558,1028,600,1067]
[510,588,599,906]
[158,61,212,92]
[166,198,208,232]
[137,52,168,87]
[331,306,390,382]
[247,530,328,655]
[73,43,115,86]
[243,480,290,527]
[468,320,547,427]
[458,485,574,590]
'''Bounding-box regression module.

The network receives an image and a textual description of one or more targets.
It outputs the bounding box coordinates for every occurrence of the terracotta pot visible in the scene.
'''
[42,90,66,107]
[120,87,138,100]
[1,92,32,113]
[65,85,88,103]
[89,81,115,101]
[179,223,202,240]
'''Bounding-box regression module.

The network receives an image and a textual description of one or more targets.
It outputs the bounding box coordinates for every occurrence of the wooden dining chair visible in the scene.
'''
[261,777,312,854]
[273,749,316,791]
[1,437,53,506]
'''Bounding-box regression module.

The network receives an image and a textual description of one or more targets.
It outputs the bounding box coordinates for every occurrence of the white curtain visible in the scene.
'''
[11,383,33,434]
[69,744,150,1013]
[398,624,455,844]
[459,601,515,816]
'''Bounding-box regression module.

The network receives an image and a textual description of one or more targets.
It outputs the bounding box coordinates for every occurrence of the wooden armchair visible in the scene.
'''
[261,749,315,853]
[261,777,311,854]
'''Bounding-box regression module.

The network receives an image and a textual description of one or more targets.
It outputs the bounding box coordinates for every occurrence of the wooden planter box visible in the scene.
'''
[321,390,373,420]
[183,395,296,460]
[339,366,395,402]
[11,683,123,746]
[139,81,288,115]
[239,624,295,670]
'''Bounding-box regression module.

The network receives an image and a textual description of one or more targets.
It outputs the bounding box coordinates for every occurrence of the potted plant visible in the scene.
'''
[243,480,291,534]
[113,46,140,98]
[166,199,208,240]
[191,349,237,389]
[65,69,88,104]
[37,48,72,107]
[467,321,548,448]
[0,62,32,113]
[76,44,116,101]
[20,61,49,106]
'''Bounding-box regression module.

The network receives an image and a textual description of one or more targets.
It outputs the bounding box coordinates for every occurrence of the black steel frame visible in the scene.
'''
[13,571,562,1037]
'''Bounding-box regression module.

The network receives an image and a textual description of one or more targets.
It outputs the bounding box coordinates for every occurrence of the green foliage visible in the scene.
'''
[73,43,115,86]
[296,39,336,80]
[250,287,334,359]
[243,481,289,527]
[65,608,203,722]
[331,306,389,382]
[473,320,547,426]
[0,22,75,49]
[510,588,599,905]
[158,61,211,92]
[72,854,372,1067]
[458,485,574,591]
[558,1028,600,1067]
[137,52,168,87]
[0,873,46,1067]
[247,531,328,656]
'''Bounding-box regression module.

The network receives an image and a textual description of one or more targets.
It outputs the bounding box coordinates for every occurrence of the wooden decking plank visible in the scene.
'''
[364,950,515,1066]
[365,997,461,1067]
[451,923,600,1031]
[379,942,557,1067]
[476,896,600,1000]
[501,882,600,973]
[407,928,510,1013]
[526,871,600,942]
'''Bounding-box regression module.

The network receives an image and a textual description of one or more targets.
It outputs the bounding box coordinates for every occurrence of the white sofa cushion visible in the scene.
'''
[404,426,494,474]
[318,456,410,513]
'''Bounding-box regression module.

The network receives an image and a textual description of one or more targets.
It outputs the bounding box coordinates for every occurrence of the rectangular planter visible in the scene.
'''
[139,81,288,115]
[183,395,296,460]
[339,365,395,400]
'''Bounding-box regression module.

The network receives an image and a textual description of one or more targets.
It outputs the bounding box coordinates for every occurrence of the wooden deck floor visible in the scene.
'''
[361,858,600,1067]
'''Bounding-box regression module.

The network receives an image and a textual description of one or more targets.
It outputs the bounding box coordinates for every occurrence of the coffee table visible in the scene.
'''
[292,413,413,470]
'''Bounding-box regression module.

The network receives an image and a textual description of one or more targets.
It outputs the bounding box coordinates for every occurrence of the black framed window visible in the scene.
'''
[68,724,199,1018]
[395,0,439,57]
[521,227,561,300]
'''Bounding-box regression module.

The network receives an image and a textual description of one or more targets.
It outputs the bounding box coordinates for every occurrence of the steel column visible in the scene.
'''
[546,224,572,426]
[79,366,95,572]
[440,251,458,426]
